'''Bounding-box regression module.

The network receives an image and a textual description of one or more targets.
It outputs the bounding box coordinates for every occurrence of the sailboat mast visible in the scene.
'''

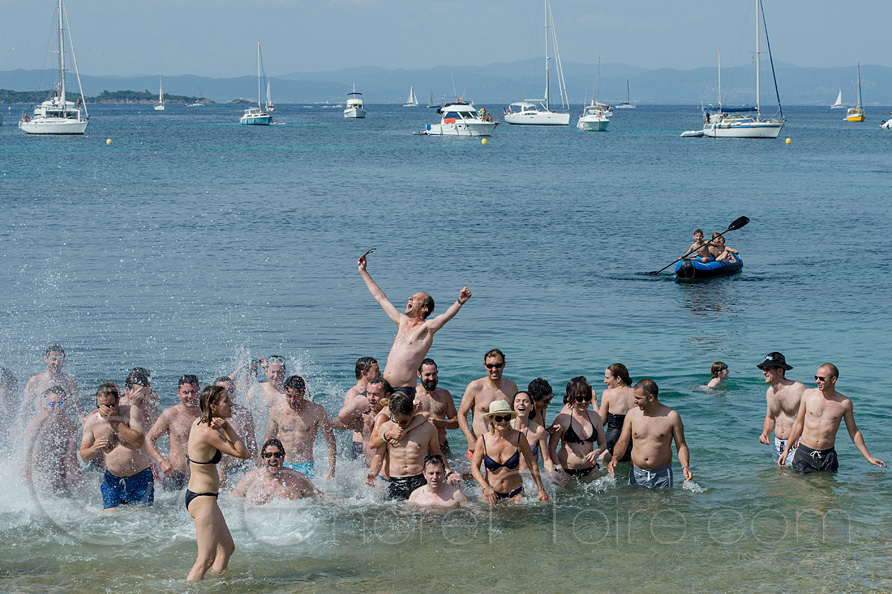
[856,60,862,109]
[58,0,66,105]
[256,41,262,109]
[718,49,722,110]
[544,0,550,111]
[755,0,761,118]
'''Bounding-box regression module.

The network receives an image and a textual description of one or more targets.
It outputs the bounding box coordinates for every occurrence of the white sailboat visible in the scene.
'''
[427,91,439,109]
[266,78,275,112]
[154,77,165,111]
[845,61,864,122]
[403,86,419,107]
[186,85,205,107]
[688,0,784,139]
[830,89,845,109]
[344,84,366,118]
[615,79,636,109]
[577,54,610,131]
[505,0,570,125]
[19,0,89,135]
[240,41,272,125]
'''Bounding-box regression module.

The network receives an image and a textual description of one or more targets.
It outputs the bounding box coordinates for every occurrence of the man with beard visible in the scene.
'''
[23,386,81,493]
[414,358,458,456]
[146,374,201,491]
[232,439,325,503]
[357,251,471,399]
[266,375,336,480]
[457,349,517,459]
[80,382,152,511]
[21,344,83,422]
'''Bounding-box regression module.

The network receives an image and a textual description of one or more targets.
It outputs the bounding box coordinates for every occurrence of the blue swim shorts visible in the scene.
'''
[101,467,155,509]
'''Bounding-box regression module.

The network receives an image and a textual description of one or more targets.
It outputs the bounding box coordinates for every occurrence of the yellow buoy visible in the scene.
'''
[106,138,113,145]
[481,138,487,145]
[785,138,791,144]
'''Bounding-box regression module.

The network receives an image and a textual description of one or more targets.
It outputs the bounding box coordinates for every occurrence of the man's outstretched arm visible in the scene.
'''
[427,287,471,332]
[358,253,401,324]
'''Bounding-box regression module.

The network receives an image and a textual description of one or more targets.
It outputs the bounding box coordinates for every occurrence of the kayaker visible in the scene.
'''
[685,229,713,262]
[709,233,739,261]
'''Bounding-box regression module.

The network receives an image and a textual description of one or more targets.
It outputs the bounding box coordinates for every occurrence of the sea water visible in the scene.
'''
[0,104,890,593]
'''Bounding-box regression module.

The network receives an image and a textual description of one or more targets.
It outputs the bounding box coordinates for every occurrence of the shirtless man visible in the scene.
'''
[339,377,391,466]
[146,374,201,491]
[607,379,693,489]
[779,364,886,473]
[357,251,471,398]
[458,349,517,459]
[414,358,458,456]
[215,376,258,481]
[341,357,380,460]
[232,439,325,504]
[23,386,81,493]
[253,356,287,408]
[598,363,636,461]
[365,392,457,499]
[408,454,469,508]
[266,375,336,480]
[80,383,152,511]
[121,369,159,436]
[756,352,807,466]
[684,229,712,262]
[21,344,83,422]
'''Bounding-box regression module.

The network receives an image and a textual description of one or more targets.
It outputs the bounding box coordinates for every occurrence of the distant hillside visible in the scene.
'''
[1,62,889,105]
[0,88,209,104]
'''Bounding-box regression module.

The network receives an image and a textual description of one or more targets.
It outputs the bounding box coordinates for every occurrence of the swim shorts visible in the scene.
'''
[628,463,673,489]
[392,386,416,399]
[161,469,188,491]
[283,460,315,478]
[792,445,838,474]
[774,436,798,467]
[388,473,427,500]
[101,467,155,509]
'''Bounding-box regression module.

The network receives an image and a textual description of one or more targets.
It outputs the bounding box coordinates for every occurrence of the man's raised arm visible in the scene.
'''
[358,253,401,324]
[427,287,472,332]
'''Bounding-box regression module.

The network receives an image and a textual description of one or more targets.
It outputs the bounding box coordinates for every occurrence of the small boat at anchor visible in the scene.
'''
[419,100,498,137]
[675,254,743,281]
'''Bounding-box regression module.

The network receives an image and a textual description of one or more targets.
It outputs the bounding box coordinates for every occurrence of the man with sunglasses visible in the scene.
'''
[232,439,325,503]
[23,386,81,493]
[357,251,471,399]
[458,349,517,460]
[778,364,885,473]
[756,352,807,466]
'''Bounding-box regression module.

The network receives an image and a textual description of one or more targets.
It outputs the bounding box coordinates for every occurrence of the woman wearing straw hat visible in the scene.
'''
[470,400,549,504]
[548,377,609,484]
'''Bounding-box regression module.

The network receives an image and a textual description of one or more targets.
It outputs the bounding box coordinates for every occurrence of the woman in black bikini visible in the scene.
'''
[185,385,250,582]
[470,400,549,504]
[548,377,609,485]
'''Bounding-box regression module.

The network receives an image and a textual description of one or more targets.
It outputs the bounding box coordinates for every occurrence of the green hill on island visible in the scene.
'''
[0,89,212,104]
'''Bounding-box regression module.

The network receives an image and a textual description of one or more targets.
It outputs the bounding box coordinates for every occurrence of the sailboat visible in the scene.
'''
[845,61,864,122]
[615,79,636,109]
[427,91,439,109]
[505,0,570,125]
[240,41,272,125]
[19,0,89,134]
[186,85,205,107]
[154,77,165,111]
[403,86,419,107]
[691,0,783,139]
[577,54,610,131]
[830,89,845,109]
[266,78,275,112]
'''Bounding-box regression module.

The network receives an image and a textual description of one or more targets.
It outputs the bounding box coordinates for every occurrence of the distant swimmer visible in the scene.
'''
[607,379,693,489]
[357,249,471,398]
[79,382,152,511]
[408,454,470,508]
[684,229,712,262]
[706,361,729,389]
[757,352,806,466]
[598,363,635,460]
[232,439,325,504]
[458,349,517,460]
[252,355,287,408]
[185,385,250,582]
[23,386,81,494]
[778,364,886,473]
[414,358,458,456]
[265,375,336,480]
[21,344,83,422]
[146,374,201,491]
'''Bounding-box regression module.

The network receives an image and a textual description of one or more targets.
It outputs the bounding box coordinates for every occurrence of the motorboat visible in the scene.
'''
[420,100,498,136]
[882,117,892,130]
[504,0,570,126]
[154,77,165,111]
[845,61,865,122]
[19,0,89,135]
[577,104,610,131]
[344,84,366,118]
[240,41,272,125]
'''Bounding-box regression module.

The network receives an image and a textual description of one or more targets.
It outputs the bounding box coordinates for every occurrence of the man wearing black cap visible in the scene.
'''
[756,352,806,466]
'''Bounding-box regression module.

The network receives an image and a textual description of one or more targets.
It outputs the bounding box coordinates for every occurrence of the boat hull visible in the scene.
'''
[675,255,743,281]
[240,115,272,125]
[154,105,165,111]
[424,121,499,137]
[344,108,366,118]
[504,111,570,125]
[19,117,88,135]
[702,122,783,139]
[577,117,609,131]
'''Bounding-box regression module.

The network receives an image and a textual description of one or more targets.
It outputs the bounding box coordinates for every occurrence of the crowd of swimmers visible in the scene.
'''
[1,251,885,580]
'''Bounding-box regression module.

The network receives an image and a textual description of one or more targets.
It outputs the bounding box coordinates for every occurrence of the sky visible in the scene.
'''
[1,0,889,78]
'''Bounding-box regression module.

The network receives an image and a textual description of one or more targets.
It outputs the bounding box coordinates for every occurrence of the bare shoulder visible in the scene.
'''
[464,378,484,394]
[502,379,518,392]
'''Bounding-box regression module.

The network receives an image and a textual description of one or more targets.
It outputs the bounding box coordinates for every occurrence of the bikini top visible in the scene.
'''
[188,448,222,465]
[563,411,597,444]
[482,434,521,471]
[516,417,539,457]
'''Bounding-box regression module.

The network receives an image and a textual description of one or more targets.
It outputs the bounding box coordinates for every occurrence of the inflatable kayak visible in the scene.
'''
[675,254,742,280]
